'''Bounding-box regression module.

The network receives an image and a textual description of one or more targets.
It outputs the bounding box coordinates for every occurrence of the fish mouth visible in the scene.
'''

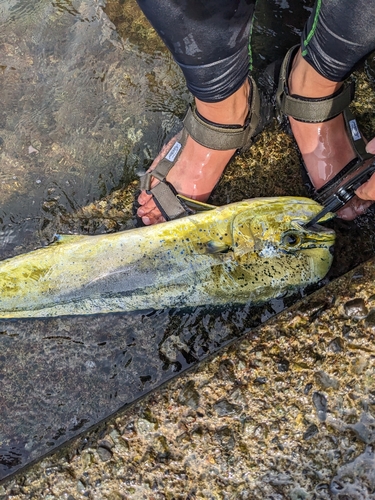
[304,223,334,234]
[293,221,336,240]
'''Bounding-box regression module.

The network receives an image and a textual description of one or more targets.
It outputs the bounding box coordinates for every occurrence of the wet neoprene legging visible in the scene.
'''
[136,0,375,103]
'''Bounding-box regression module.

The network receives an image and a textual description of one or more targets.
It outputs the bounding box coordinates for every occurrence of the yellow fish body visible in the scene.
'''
[0,197,335,318]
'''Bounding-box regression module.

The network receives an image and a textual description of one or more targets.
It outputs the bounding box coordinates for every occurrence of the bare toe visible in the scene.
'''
[141,206,166,225]
[137,196,157,217]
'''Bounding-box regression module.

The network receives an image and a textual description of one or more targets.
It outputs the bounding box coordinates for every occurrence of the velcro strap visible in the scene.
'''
[150,182,189,220]
[139,172,152,191]
[281,81,355,123]
[139,136,186,190]
[184,104,254,151]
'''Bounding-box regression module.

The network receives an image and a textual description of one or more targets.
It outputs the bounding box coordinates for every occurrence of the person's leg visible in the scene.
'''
[136,0,256,224]
[288,0,375,219]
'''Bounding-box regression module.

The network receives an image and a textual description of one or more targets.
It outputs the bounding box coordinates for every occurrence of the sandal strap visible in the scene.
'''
[141,75,261,193]
[276,45,374,205]
[277,45,355,123]
[184,75,261,151]
[139,129,188,192]
[149,180,191,220]
[139,76,262,220]
[314,107,374,202]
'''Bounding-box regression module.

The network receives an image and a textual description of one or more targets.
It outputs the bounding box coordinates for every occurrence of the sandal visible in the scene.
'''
[276,45,374,206]
[139,76,269,221]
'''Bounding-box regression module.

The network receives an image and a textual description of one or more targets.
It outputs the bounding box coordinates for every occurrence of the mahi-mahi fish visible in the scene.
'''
[0,197,335,318]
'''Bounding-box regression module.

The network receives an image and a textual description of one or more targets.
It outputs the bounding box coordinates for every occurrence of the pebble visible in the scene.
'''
[327,337,344,353]
[315,370,340,390]
[312,392,328,422]
[178,380,200,409]
[303,424,319,441]
[97,446,113,462]
[343,298,368,318]
[364,309,375,328]
[136,418,157,434]
[213,399,239,416]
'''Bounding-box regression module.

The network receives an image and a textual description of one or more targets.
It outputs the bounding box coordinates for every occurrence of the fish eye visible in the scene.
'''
[282,232,301,247]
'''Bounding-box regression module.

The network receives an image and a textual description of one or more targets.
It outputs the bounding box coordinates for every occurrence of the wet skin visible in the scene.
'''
[137,49,375,225]
[137,79,250,225]
[288,50,375,220]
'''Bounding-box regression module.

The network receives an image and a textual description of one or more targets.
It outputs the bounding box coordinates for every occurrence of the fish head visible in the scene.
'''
[230,197,336,288]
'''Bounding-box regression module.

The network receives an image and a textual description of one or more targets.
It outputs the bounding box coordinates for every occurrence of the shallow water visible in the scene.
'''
[1,0,375,484]
[0,0,185,258]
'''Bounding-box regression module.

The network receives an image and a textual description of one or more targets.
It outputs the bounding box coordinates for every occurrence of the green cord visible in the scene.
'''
[302,0,321,56]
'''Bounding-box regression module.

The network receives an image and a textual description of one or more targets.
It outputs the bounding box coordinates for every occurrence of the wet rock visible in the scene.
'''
[348,413,375,444]
[327,337,344,353]
[159,334,189,362]
[365,309,375,328]
[344,298,368,318]
[330,447,375,499]
[213,399,240,416]
[312,392,328,422]
[178,380,200,410]
[315,370,340,390]
[97,446,112,462]
[303,424,319,441]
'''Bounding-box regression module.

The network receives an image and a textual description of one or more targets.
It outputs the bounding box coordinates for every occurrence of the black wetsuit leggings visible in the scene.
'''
[136,0,375,103]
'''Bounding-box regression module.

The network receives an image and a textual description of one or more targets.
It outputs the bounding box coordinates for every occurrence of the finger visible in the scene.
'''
[338,196,373,220]
[142,213,166,225]
[365,137,375,155]
[355,177,375,201]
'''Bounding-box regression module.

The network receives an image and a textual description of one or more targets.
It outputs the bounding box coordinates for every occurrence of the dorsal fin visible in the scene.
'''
[206,240,230,254]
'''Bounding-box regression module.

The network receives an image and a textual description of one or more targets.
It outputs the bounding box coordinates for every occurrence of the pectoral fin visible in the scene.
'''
[206,240,230,254]
[231,210,255,256]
